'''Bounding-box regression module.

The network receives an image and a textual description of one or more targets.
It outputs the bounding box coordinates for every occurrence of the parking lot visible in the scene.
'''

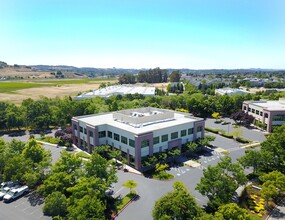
[0,191,50,220]
[117,121,266,220]
[0,133,63,220]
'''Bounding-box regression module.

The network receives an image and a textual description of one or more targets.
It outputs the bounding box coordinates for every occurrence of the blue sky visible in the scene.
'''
[1,0,285,69]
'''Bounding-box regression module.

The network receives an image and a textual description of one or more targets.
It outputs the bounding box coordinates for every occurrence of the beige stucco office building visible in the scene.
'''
[72,107,205,170]
[242,98,285,132]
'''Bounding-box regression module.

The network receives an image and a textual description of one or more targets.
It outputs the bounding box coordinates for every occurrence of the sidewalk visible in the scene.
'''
[267,198,285,220]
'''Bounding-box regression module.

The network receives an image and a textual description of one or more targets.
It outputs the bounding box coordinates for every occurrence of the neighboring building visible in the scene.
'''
[74,85,155,100]
[242,78,270,87]
[242,98,285,132]
[72,107,205,170]
[215,88,249,96]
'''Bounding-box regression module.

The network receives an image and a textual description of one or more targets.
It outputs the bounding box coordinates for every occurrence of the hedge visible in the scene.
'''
[236,137,250,143]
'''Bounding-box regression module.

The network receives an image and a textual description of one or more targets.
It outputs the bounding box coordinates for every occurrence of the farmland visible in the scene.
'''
[0,78,117,104]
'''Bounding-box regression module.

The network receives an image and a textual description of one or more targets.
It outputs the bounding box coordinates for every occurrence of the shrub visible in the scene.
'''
[236,137,250,143]
[221,133,234,139]
[205,127,219,134]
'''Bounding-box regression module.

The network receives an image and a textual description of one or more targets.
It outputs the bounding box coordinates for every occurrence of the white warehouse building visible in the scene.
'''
[74,85,156,100]
[72,107,205,170]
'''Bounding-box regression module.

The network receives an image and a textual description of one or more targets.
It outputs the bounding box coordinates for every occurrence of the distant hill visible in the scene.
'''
[1,61,284,79]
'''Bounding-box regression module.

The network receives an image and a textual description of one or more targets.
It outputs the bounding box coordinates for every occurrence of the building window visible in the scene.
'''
[98,131,106,138]
[181,130,186,137]
[74,124,77,130]
[129,139,135,147]
[188,128,193,135]
[162,134,168,142]
[114,133,120,141]
[108,131,113,138]
[248,108,251,112]
[89,131,93,137]
[272,115,285,121]
[260,112,263,116]
[84,128,87,134]
[243,106,246,111]
[265,113,268,118]
[153,136,159,145]
[171,132,178,140]
[121,136,128,144]
[256,110,259,115]
[197,126,202,132]
[141,140,149,148]
[80,126,83,133]
[252,109,255,113]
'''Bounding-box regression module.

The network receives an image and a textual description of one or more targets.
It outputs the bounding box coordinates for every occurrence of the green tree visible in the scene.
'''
[153,181,202,220]
[169,70,181,82]
[260,124,285,172]
[214,203,251,220]
[231,128,243,138]
[43,191,67,217]
[259,170,285,208]
[84,152,117,187]
[238,150,264,173]
[123,180,138,193]
[41,151,82,196]
[196,156,247,211]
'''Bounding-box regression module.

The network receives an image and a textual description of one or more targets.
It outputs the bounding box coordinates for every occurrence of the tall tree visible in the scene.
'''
[196,156,247,211]
[153,181,202,220]
[169,70,181,82]
[214,203,251,220]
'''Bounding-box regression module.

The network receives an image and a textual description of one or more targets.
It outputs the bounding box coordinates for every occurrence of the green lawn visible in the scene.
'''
[0,82,48,93]
[114,191,136,212]
[34,78,117,85]
[0,78,117,93]
[76,151,91,159]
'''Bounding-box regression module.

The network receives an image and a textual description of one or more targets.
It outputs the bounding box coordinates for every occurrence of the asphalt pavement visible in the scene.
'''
[114,119,267,220]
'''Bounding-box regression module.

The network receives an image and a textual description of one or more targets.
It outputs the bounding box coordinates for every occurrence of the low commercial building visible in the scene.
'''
[72,107,205,170]
[215,88,249,96]
[242,98,285,132]
[74,85,155,100]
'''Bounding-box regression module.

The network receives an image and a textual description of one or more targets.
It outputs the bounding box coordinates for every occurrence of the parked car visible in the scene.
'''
[0,185,20,200]
[0,181,14,190]
[3,186,29,203]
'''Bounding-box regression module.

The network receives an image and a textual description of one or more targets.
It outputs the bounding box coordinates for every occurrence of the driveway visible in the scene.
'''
[115,133,252,220]
[205,118,267,143]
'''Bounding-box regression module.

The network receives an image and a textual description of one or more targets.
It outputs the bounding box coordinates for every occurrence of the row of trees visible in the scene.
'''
[153,181,254,220]
[118,69,181,85]
[0,80,284,131]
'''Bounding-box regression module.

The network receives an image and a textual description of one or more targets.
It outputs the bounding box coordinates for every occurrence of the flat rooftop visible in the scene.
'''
[75,108,202,134]
[74,85,155,100]
[245,99,285,111]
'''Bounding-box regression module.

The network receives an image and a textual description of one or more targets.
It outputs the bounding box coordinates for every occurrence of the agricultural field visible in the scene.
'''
[0,79,168,104]
[0,78,118,104]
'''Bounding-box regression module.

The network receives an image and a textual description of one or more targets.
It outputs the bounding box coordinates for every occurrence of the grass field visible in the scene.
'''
[0,78,117,93]
[0,82,49,93]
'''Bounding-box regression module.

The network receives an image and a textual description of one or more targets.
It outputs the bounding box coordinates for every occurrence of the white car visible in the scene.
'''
[0,181,14,190]
[3,186,29,202]
[0,182,15,200]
